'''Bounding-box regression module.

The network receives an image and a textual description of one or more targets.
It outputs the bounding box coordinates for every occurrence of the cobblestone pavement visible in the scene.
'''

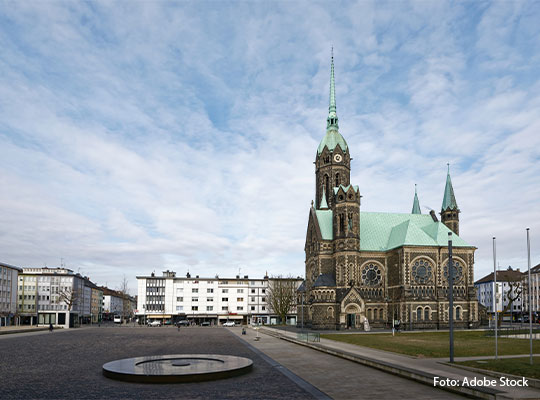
[0,326,314,400]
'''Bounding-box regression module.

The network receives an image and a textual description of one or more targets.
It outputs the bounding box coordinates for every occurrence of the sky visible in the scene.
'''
[1,1,539,293]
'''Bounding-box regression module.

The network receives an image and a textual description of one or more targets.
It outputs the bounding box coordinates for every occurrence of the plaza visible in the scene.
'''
[0,325,468,399]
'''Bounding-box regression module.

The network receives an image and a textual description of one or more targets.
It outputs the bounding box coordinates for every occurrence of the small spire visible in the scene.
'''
[320,186,329,209]
[442,164,458,211]
[327,48,339,131]
[412,184,421,214]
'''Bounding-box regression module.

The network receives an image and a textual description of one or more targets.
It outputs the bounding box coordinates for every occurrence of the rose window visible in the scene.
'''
[361,263,382,286]
[411,259,433,284]
[443,260,464,283]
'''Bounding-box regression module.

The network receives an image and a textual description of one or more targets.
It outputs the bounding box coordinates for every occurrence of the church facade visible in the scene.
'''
[298,56,479,330]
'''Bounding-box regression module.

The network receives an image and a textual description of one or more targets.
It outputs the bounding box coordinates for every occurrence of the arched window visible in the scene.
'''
[327,307,334,318]
[339,214,345,233]
[424,308,430,321]
[416,307,422,321]
[455,306,461,320]
[335,173,340,187]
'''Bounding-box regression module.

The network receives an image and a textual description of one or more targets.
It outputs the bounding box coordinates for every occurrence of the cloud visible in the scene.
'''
[0,1,539,292]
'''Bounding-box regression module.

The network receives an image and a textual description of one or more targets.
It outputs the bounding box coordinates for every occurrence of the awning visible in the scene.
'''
[147,315,172,319]
[219,315,243,320]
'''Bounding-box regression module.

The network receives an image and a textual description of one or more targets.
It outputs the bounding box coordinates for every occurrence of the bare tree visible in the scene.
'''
[498,278,523,326]
[117,275,132,320]
[58,287,80,312]
[268,276,297,324]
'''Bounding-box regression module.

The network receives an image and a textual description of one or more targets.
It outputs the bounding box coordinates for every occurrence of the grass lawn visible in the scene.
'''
[320,331,540,358]
[457,357,540,380]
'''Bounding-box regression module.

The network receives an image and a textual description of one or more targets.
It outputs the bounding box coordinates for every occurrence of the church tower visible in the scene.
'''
[315,52,351,210]
[440,165,460,235]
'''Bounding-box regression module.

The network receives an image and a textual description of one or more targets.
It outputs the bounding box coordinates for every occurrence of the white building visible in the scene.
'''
[137,270,303,325]
[19,267,88,328]
[522,263,540,318]
[475,267,524,319]
[0,262,21,326]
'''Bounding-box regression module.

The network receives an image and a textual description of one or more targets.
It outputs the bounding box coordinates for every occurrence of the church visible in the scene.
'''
[298,55,479,330]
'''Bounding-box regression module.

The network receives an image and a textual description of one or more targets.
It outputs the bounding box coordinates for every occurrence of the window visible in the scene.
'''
[237,306,243,311]
[222,306,228,311]
[176,288,183,293]
[207,306,213,311]
[251,297,256,302]
[207,288,213,293]
[207,297,213,302]
[262,306,266,311]
[191,306,198,311]
[250,306,255,311]
[176,306,183,311]
[262,297,266,302]
[222,297,228,302]
[222,289,229,293]
[177,297,183,302]
[456,307,461,320]
[237,297,244,302]
[424,308,430,321]
[417,307,422,321]
[192,297,198,302]
[251,289,256,294]
[192,288,198,293]
[238,289,244,293]
[262,289,266,294]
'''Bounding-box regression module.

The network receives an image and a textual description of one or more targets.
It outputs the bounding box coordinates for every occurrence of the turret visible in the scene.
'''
[440,164,460,235]
[412,184,421,214]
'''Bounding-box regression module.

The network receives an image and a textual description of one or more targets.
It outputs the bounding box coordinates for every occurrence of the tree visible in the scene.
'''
[58,287,80,312]
[498,278,523,326]
[267,276,297,324]
[117,275,132,321]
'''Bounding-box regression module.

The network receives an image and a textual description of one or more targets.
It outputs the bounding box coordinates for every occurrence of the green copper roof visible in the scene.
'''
[442,165,458,211]
[319,186,329,209]
[317,130,348,154]
[313,211,472,250]
[315,210,333,240]
[333,184,359,195]
[412,185,421,214]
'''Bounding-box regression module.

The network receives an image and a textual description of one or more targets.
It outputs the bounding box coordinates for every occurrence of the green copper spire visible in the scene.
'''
[320,186,329,209]
[327,47,338,131]
[441,164,458,211]
[412,184,421,214]
[317,49,348,155]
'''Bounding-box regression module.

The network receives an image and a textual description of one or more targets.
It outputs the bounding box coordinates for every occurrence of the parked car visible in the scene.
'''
[148,320,162,327]
[223,321,236,327]
[176,320,189,327]
[201,321,211,326]
[113,316,122,324]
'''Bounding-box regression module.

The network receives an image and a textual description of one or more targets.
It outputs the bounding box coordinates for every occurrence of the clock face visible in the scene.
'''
[334,154,342,162]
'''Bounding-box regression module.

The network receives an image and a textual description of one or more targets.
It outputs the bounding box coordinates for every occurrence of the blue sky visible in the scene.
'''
[1,1,539,293]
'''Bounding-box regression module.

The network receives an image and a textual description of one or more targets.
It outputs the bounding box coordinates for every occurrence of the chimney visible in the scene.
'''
[430,210,438,222]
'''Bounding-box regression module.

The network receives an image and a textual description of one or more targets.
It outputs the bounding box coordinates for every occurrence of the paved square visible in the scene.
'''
[0,326,314,399]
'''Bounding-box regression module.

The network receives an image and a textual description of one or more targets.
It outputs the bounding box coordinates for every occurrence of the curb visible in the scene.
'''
[445,362,540,390]
[0,327,50,335]
[260,328,501,400]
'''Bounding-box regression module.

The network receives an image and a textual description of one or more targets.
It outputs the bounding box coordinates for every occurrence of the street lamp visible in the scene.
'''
[527,228,533,366]
[493,237,498,360]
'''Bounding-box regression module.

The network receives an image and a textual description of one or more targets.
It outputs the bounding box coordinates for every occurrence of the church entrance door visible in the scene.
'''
[346,313,356,328]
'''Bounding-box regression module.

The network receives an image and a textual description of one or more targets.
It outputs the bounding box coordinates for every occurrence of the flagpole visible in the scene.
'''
[493,237,498,360]
[527,228,533,365]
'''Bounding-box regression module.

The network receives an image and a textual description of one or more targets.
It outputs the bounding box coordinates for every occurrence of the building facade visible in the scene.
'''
[299,55,479,330]
[18,267,95,328]
[136,271,302,325]
[0,262,21,326]
[475,267,524,319]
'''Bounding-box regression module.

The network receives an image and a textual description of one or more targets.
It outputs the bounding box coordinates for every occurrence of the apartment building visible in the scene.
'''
[0,262,21,326]
[137,270,302,325]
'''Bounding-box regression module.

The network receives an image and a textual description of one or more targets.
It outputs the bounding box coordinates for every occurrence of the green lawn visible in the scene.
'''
[320,331,540,358]
[457,357,540,380]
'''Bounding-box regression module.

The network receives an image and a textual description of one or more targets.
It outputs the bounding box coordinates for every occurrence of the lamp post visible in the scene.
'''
[493,237,498,360]
[448,232,454,363]
[301,292,304,333]
[527,228,533,365]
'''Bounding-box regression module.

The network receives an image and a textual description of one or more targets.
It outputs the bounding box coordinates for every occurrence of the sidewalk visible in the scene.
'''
[259,327,540,400]
[0,325,50,335]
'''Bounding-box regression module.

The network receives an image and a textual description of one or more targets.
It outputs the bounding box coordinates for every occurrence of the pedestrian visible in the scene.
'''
[49,323,53,332]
